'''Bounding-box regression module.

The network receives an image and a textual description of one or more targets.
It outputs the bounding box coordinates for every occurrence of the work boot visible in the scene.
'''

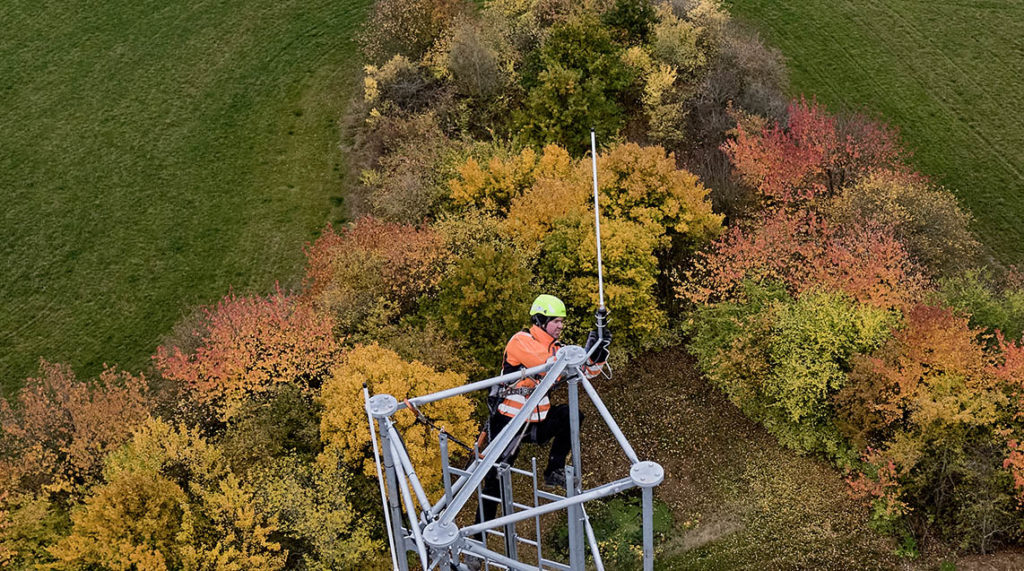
[543,469,566,489]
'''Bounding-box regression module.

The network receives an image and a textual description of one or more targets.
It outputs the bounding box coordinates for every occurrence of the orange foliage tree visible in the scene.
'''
[836,306,1019,549]
[0,360,152,498]
[836,305,1006,452]
[993,338,1024,506]
[154,289,340,422]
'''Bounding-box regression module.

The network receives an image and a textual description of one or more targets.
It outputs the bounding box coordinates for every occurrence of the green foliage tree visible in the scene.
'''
[690,284,897,459]
[250,456,383,569]
[435,243,537,368]
[515,13,637,153]
[538,215,670,353]
[602,0,657,46]
[218,384,322,474]
[937,270,1024,343]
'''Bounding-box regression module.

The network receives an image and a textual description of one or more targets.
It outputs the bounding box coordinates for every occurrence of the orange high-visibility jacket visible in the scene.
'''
[496,325,604,422]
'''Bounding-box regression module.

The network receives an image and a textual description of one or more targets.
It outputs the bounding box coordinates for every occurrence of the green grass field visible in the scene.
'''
[0,0,370,393]
[726,0,1024,265]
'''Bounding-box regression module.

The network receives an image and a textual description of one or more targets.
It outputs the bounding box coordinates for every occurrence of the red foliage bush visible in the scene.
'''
[154,289,339,421]
[687,208,924,310]
[723,97,906,204]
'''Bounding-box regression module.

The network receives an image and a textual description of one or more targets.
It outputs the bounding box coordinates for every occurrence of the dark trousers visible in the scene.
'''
[475,404,580,528]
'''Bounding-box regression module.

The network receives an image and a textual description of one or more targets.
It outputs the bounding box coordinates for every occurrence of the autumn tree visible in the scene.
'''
[685,207,924,311]
[445,19,503,99]
[154,289,339,422]
[837,306,1004,451]
[319,344,477,493]
[250,456,383,569]
[445,142,721,355]
[837,306,1017,551]
[360,0,469,64]
[723,97,905,205]
[0,362,153,566]
[824,170,980,277]
[303,218,450,336]
[449,144,575,215]
[0,360,153,498]
[51,418,286,570]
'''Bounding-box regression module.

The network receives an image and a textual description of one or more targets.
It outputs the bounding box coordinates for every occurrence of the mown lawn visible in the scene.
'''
[0,0,370,393]
[726,0,1024,265]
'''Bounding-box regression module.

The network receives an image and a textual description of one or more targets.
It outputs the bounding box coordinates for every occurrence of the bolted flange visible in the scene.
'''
[557,345,587,367]
[629,461,665,488]
[366,394,399,419]
[422,520,461,549]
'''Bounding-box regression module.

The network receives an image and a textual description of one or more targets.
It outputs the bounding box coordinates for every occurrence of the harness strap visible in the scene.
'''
[402,398,476,453]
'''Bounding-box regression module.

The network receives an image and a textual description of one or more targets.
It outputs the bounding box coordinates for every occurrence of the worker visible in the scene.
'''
[475,294,610,528]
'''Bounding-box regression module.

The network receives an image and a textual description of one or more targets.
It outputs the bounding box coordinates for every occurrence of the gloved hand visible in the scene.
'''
[591,328,611,363]
[585,329,599,352]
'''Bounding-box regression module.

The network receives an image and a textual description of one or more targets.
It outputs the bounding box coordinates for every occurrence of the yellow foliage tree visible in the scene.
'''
[250,456,383,569]
[450,144,574,213]
[450,141,722,354]
[50,418,286,570]
[596,142,722,244]
[319,344,477,494]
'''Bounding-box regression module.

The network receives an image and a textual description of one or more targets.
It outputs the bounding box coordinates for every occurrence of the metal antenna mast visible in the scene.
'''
[591,129,605,310]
